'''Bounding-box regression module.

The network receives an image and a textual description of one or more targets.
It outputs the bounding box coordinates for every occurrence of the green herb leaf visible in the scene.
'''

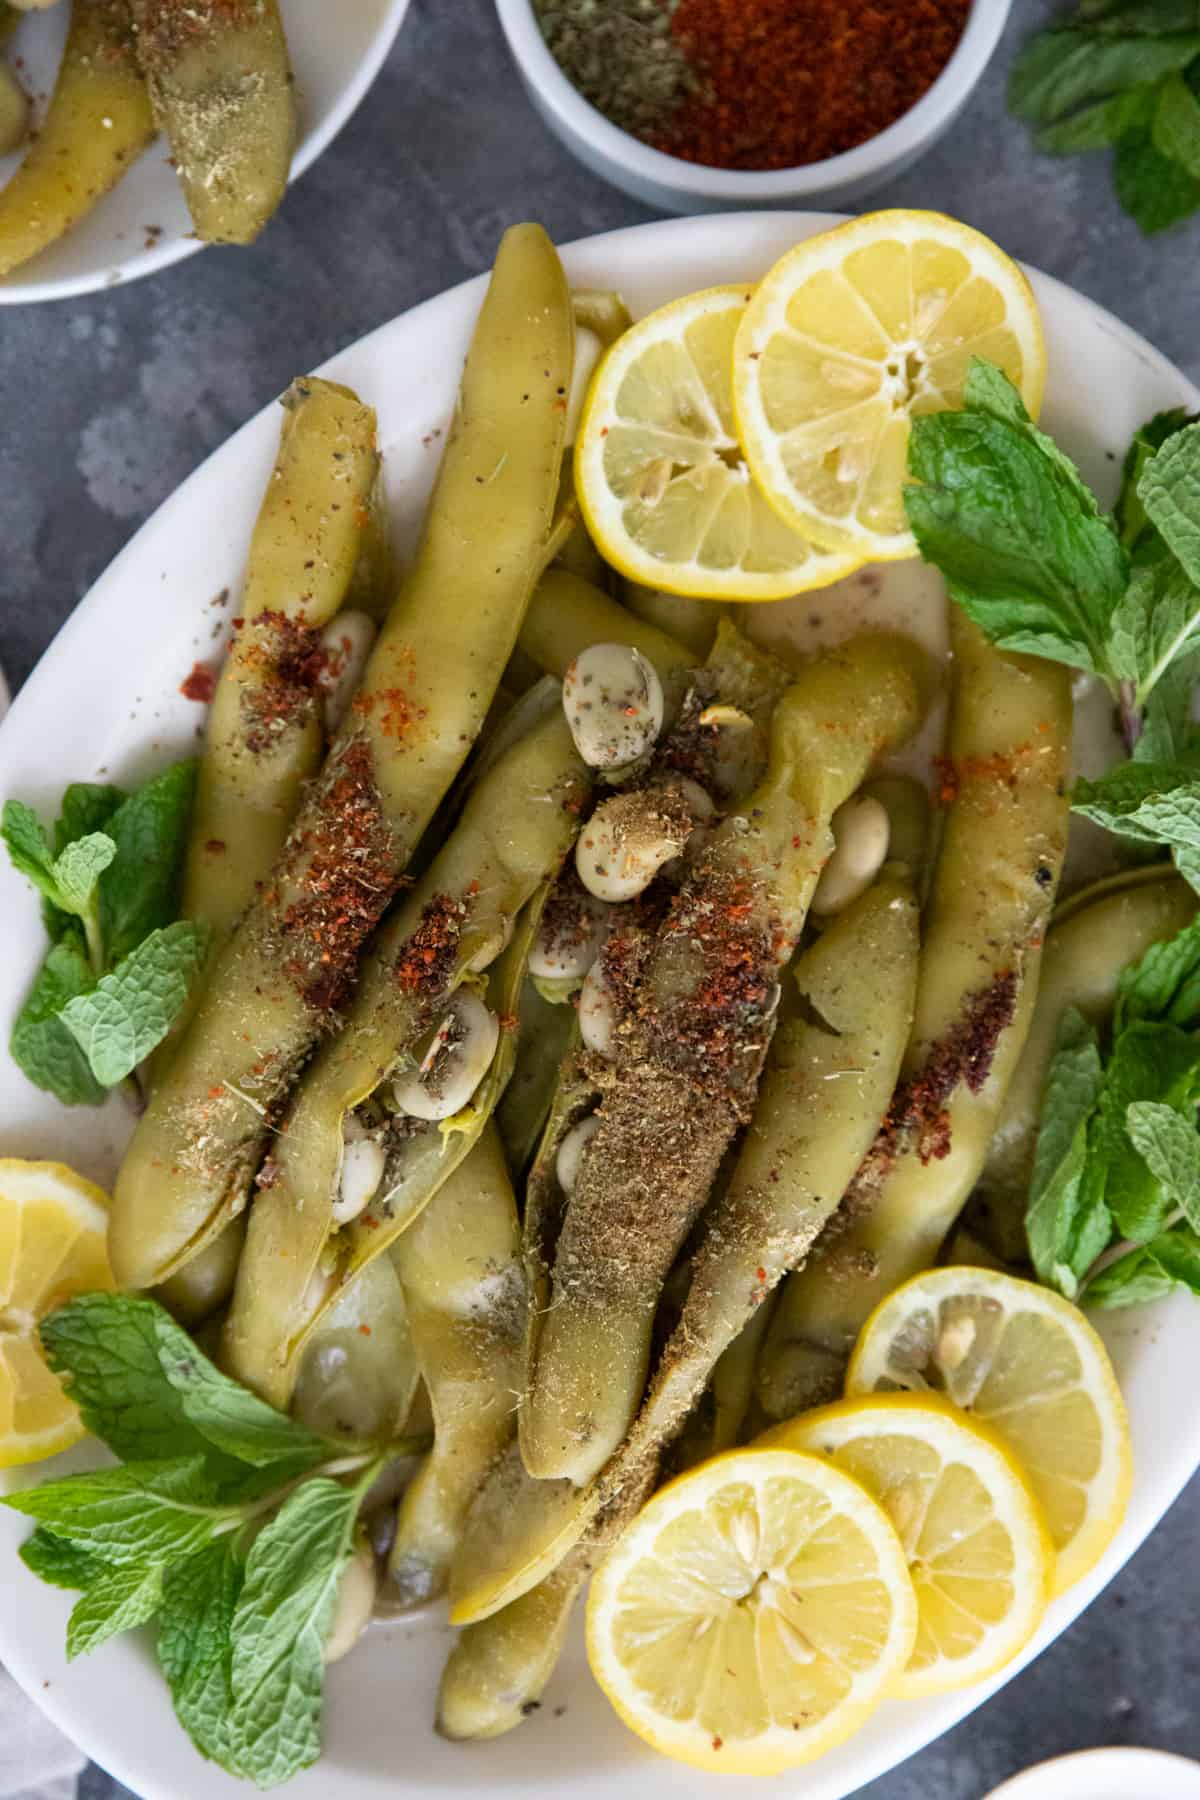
[99,761,197,965]
[1136,651,1200,763]
[158,1540,246,1775]
[3,800,62,903]
[1072,763,1200,888]
[59,920,210,1086]
[10,935,105,1107]
[1,1457,224,1565]
[66,1562,164,1661]
[1087,1224,1200,1306]
[1036,83,1155,150]
[1108,559,1200,697]
[40,1293,337,1471]
[1139,420,1200,584]
[905,366,1128,674]
[19,1529,107,1591]
[1154,65,1200,174]
[1088,1022,1200,1239]
[1126,1098,1200,1227]
[53,783,126,857]
[1116,405,1196,554]
[1075,4,1200,32]
[1115,124,1200,231]
[1009,29,1200,121]
[50,833,116,919]
[1026,1008,1108,1295]
[226,1477,363,1786]
[1116,912,1200,1028]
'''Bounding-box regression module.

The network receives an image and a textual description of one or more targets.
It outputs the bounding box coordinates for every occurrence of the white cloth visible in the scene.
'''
[0,1668,85,1800]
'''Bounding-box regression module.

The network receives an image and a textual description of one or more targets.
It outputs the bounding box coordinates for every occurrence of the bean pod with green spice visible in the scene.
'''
[757,615,1072,1420]
[520,634,931,1488]
[109,223,575,1296]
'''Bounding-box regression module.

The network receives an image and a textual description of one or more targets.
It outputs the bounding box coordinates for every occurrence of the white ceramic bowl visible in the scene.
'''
[1,213,1198,1800]
[493,0,1014,213]
[0,0,410,304]
[985,1747,1200,1800]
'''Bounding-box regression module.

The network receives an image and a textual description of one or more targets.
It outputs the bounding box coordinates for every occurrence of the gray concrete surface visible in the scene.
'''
[4,1,1199,1796]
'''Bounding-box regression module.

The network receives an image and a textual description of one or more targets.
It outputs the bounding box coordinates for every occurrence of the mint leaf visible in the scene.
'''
[1126,1099,1200,1228]
[51,834,116,918]
[59,920,210,1086]
[226,1478,362,1785]
[1072,763,1200,887]
[1107,561,1200,695]
[1139,421,1200,584]
[41,1293,336,1471]
[158,1541,246,1775]
[99,761,197,965]
[1090,1022,1200,1239]
[54,783,126,857]
[2,1457,224,1564]
[1136,651,1200,764]
[1026,1008,1108,1296]
[1117,406,1196,554]
[1009,30,1200,121]
[19,1529,106,1591]
[1088,1225,1200,1307]
[1154,66,1200,175]
[3,799,61,903]
[10,936,104,1107]
[66,1563,164,1660]
[1036,85,1155,151]
[905,365,1128,674]
[1115,125,1200,232]
[1117,912,1200,1029]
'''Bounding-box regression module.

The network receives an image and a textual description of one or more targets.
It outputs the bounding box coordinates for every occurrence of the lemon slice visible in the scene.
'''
[732,211,1045,561]
[846,1269,1131,1598]
[763,1395,1052,1697]
[574,285,863,600]
[586,1447,917,1774]
[0,1159,114,1468]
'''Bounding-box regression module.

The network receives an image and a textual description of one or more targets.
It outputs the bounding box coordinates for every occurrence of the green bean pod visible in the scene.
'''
[222,709,589,1405]
[623,581,725,659]
[0,0,155,279]
[756,616,1072,1418]
[126,0,295,244]
[290,1252,421,1443]
[343,466,397,624]
[520,568,691,691]
[494,981,577,1177]
[185,377,383,940]
[109,224,574,1293]
[387,1125,525,1607]
[709,1300,775,1453]
[522,636,930,1485]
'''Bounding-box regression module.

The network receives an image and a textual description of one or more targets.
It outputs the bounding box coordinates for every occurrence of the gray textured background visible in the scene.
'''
[5,1,1200,1797]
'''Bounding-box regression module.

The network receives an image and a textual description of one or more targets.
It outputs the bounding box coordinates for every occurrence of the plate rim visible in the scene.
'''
[1,209,1199,1800]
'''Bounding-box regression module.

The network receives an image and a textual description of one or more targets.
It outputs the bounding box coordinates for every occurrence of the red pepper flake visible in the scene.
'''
[206,838,226,854]
[656,0,970,172]
[358,1324,372,1336]
[180,662,217,703]
[238,610,332,754]
[393,893,466,995]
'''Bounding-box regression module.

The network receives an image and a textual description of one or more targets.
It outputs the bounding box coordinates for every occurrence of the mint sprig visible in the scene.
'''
[907,362,1200,892]
[8,1294,426,1786]
[4,761,203,1104]
[1009,6,1200,235]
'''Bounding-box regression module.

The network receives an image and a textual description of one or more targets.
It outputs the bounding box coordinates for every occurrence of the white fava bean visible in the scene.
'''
[324,1540,378,1664]
[811,794,891,917]
[320,610,378,735]
[579,958,616,1057]
[556,1114,600,1197]
[332,1118,385,1227]
[575,788,691,903]
[529,888,611,982]
[563,642,665,771]
[392,991,500,1122]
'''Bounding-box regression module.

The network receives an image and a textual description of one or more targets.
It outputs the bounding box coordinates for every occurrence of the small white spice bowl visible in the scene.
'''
[494,0,1014,214]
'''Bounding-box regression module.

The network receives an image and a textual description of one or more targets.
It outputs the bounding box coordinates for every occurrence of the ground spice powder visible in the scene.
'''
[660,0,971,169]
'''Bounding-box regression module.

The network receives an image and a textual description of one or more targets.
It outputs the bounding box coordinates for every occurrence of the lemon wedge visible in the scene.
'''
[586,1447,917,1774]
[0,1158,114,1468]
[846,1268,1131,1598]
[574,285,862,600]
[732,211,1045,561]
[763,1395,1052,1697]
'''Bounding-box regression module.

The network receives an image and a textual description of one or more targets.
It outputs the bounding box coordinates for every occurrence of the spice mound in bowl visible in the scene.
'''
[497,0,1011,212]
[535,0,971,172]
